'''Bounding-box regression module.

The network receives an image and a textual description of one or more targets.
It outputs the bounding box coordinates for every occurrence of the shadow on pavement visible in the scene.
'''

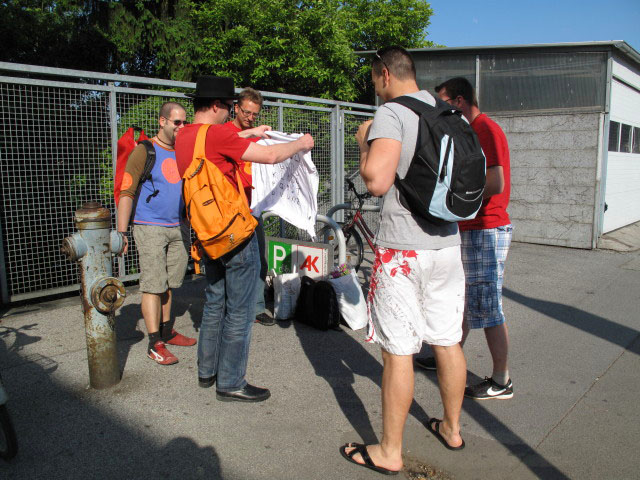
[114,279,206,375]
[288,320,431,445]
[415,366,570,480]
[503,287,640,355]
[0,324,222,480]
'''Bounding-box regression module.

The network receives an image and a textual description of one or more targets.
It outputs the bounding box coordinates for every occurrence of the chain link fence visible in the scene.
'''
[0,62,375,303]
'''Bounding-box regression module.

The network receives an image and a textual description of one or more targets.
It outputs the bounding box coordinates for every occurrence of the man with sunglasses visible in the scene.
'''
[223,87,274,326]
[175,76,314,403]
[117,101,196,366]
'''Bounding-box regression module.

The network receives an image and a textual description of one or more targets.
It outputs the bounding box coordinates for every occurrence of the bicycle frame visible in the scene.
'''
[348,210,375,252]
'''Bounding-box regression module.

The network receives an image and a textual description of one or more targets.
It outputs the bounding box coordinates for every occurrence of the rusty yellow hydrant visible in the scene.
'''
[61,202,126,389]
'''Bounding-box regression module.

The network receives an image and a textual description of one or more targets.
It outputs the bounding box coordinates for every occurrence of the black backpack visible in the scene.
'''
[390,95,486,226]
[295,276,341,331]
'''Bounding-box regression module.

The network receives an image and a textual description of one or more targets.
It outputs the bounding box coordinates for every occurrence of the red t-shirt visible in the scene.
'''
[221,121,260,204]
[458,113,511,231]
[175,123,252,200]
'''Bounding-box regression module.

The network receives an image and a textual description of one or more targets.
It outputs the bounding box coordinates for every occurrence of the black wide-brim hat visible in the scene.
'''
[185,75,238,100]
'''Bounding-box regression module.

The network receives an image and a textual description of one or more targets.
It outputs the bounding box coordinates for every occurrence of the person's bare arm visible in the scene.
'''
[116,144,147,255]
[356,120,401,197]
[238,125,272,139]
[241,134,314,164]
[116,196,133,255]
[483,166,504,198]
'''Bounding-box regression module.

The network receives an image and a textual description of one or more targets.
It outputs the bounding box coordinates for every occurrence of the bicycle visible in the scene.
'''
[317,178,377,272]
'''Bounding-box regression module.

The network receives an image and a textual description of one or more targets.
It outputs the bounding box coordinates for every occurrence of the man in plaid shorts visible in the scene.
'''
[416,77,513,400]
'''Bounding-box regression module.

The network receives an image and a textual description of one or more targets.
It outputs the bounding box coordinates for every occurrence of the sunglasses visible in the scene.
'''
[163,117,187,127]
[375,50,390,73]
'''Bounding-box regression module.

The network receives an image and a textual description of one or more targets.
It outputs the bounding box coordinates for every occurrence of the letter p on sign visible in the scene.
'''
[273,245,287,264]
[268,240,292,274]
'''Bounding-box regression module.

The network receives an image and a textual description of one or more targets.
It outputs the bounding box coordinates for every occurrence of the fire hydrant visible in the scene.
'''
[61,202,126,389]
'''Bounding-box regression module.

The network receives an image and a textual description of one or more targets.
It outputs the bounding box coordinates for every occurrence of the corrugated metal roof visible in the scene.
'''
[358,41,640,67]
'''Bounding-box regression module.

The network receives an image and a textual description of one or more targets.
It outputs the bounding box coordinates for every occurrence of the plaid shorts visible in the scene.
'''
[461,225,512,329]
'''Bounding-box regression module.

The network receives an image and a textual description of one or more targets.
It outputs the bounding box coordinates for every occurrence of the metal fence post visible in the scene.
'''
[331,105,345,223]
[277,101,286,237]
[108,82,124,278]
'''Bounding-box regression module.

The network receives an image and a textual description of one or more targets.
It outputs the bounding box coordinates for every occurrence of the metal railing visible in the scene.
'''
[0,62,375,303]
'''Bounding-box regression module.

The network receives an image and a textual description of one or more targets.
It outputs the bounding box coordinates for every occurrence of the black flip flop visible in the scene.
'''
[339,443,400,476]
[427,418,465,451]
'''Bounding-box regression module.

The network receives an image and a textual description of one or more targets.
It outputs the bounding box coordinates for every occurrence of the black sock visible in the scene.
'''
[161,322,176,342]
[148,332,161,351]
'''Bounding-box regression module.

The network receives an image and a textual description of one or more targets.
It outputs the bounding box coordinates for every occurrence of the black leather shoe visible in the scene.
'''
[199,375,216,388]
[216,384,271,402]
[255,313,276,326]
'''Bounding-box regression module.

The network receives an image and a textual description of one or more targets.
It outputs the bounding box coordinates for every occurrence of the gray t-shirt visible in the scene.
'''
[368,90,460,250]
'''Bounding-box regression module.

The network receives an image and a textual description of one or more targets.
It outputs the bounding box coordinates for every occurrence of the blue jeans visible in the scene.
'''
[254,216,267,317]
[198,233,260,391]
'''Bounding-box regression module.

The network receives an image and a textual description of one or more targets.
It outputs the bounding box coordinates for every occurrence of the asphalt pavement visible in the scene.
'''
[1,225,639,480]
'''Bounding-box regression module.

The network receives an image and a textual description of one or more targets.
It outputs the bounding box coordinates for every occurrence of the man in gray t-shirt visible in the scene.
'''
[339,47,467,476]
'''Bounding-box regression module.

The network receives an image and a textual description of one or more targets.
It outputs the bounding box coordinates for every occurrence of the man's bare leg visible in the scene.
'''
[160,289,172,328]
[460,319,471,346]
[485,323,509,382]
[141,292,162,335]
[345,350,413,472]
[431,343,466,448]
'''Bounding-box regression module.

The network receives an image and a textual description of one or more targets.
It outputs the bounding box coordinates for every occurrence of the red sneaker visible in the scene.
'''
[165,329,197,347]
[147,341,178,365]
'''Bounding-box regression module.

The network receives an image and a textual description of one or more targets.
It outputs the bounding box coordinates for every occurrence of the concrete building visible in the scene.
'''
[377,42,640,249]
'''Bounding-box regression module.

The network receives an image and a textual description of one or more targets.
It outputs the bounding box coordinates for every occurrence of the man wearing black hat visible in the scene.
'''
[175,76,314,403]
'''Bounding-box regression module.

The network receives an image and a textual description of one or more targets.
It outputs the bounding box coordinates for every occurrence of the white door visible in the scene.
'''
[603,78,640,233]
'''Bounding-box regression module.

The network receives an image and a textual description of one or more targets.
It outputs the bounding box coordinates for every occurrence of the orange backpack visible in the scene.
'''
[183,124,258,267]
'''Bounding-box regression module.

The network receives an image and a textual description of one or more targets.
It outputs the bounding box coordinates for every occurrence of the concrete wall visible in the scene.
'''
[491,113,602,249]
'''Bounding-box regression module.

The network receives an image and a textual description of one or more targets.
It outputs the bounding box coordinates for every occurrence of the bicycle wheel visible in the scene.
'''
[317,226,364,272]
[344,228,364,272]
[0,405,17,461]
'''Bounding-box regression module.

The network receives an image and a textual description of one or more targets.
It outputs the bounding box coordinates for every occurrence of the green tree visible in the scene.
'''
[1,0,434,101]
[183,0,434,102]
[0,0,114,72]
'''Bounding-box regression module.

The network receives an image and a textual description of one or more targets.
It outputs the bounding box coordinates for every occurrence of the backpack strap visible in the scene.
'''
[138,140,159,204]
[388,95,458,118]
[182,124,211,226]
[193,124,210,165]
[130,140,157,224]
[190,124,251,207]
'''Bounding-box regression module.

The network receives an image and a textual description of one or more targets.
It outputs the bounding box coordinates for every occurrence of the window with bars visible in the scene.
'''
[609,120,640,154]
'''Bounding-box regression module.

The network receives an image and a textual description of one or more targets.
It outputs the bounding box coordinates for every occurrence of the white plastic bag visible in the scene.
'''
[273,273,302,320]
[328,270,367,330]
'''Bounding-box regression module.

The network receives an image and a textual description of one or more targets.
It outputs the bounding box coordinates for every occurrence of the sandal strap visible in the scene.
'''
[346,443,375,468]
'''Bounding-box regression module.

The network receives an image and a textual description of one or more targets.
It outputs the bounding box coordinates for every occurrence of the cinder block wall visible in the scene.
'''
[490,113,601,249]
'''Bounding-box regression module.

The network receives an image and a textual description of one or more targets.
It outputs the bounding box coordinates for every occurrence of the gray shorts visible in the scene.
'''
[133,224,189,294]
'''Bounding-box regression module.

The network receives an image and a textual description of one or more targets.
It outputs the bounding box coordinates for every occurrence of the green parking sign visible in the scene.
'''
[266,237,330,278]
[268,240,293,274]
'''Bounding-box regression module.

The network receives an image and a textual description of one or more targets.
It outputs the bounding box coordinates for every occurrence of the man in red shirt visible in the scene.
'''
[416,77,514,400]
[175,76,313,403]
[222,87,275,327]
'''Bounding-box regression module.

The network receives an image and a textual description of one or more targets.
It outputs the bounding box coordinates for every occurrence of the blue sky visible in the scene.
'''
[426,0,640,52]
